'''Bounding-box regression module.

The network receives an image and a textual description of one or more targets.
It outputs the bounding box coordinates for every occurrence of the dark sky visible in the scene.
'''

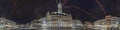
[0,0,120,24]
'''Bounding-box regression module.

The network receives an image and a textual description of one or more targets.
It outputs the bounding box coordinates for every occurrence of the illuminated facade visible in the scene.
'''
[30,15,83,28]
[0,17,17,29]
[30,0,83,28]
[94,15,120,30]
[45,11,73,27]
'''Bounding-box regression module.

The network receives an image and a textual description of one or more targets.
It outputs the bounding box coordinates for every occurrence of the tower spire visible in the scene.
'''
[57,0,62,13]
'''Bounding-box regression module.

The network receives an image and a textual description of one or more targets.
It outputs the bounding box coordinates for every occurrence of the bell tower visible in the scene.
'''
[57,0,63,14]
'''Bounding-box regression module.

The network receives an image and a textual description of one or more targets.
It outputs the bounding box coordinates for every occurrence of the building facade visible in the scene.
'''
[0,17,17,29]
[94,15,120,30]
[30,0,83,28]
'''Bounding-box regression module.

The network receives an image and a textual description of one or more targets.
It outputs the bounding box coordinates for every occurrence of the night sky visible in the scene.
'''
[0,0,120,24]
